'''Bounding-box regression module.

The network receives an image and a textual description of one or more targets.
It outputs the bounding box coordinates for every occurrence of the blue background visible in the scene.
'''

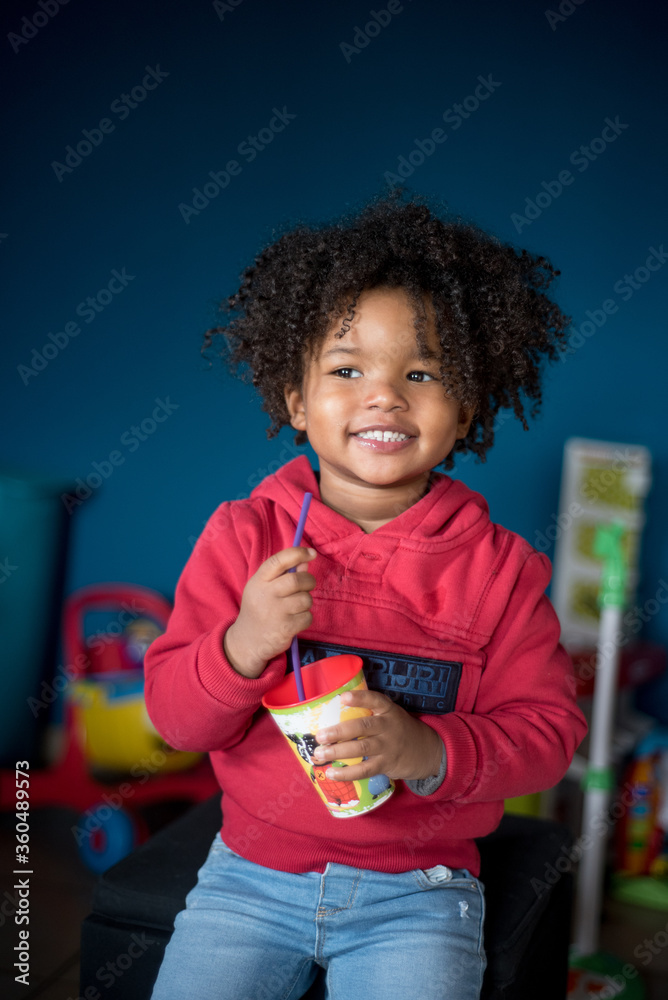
[1,0,666,685]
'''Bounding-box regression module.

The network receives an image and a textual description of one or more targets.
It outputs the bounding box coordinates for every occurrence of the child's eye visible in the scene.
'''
[332,367,362,378]
[407,370,438,382]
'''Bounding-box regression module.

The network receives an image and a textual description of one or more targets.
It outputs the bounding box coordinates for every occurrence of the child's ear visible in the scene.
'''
[456,403,475,439]
[284,385,307,432]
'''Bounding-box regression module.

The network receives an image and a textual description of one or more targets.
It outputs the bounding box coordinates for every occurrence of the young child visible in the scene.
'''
[145,189,587,1000]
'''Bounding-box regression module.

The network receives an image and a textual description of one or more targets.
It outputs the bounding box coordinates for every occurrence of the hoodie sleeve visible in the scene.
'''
[143,501,288,752]
[406,551,587,804]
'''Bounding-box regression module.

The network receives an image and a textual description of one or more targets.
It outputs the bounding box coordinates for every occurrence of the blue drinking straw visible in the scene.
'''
[288,492,312,702]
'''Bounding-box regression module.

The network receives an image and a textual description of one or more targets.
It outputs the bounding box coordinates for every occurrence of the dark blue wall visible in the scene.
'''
[2,0,666,658]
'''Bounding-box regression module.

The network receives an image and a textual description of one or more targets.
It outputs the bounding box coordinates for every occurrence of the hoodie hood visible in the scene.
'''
[251,455,491,553]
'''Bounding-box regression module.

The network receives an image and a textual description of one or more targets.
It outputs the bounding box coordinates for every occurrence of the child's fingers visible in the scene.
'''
[313,735,379,765]
[315,716,375,750]
[290,609,313,634]
[315,691,393,744]
[319,757,384,783]
[273,570,316,597]
[282,589,313,616]
[339,689,391,712]
[260,546,317,581]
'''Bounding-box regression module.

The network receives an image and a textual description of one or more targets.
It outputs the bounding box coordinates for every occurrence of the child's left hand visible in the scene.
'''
[313,690,444,782]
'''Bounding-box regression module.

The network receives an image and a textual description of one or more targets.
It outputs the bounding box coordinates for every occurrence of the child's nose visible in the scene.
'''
[363,376,408,409]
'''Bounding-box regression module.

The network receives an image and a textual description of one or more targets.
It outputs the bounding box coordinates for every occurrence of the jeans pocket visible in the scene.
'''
[418,865,482,891]
[421,864,456,885]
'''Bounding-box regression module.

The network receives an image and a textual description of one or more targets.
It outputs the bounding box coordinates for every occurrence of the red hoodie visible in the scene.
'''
[144,456,586,876]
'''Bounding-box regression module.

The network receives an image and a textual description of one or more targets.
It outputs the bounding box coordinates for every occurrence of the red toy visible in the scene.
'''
[0,583,218,871]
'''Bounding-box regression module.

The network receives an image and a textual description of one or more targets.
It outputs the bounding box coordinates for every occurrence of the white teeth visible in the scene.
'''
[356,430,409,442]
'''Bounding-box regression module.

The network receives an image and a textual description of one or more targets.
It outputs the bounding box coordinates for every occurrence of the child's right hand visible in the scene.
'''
[223,546,317,678]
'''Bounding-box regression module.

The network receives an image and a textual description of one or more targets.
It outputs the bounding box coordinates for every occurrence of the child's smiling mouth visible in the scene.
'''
[351,424,417,451]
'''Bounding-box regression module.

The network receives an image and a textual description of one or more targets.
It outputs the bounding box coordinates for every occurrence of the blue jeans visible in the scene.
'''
[151,833,486,1000]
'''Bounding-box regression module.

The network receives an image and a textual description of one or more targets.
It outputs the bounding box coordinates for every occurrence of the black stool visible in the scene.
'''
[80,795,575,999]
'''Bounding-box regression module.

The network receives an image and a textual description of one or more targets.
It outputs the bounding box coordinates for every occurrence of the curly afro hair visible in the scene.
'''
[203,187,571,470]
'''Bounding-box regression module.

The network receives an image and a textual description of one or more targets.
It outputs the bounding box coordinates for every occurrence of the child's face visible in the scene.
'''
[284,286,473,498]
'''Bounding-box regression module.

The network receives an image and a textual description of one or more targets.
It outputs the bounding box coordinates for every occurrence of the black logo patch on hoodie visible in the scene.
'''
[295,639,462,715]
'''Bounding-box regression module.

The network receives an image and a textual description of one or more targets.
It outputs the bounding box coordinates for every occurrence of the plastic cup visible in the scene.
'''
[262,654,394,818]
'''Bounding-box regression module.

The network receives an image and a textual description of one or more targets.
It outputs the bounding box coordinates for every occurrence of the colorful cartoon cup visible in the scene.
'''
[262,654,394,818]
